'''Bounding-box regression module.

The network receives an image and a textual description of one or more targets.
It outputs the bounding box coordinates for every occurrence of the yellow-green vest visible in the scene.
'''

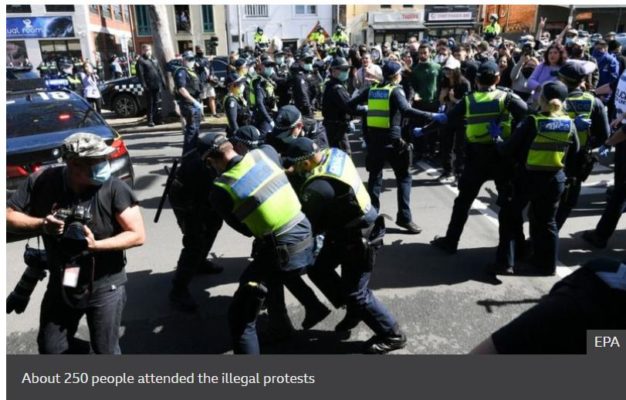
[213,149,302,238]
[564,91,594,147]
[246,76,256,107]
[526,114,573,171]
[332,32,349,43]
[254,33,269,44]
[464,89,512,143]
[130,61,137,76]
[367,83,395,129]
[484,23,502,35]
[303,148,371,215]
[309,31,325,45]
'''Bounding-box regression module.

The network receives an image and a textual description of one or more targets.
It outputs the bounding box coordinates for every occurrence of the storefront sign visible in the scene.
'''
[6,16,75,39]
[372,12,423,24]
[424,5,478,24]
[428,12,473,22]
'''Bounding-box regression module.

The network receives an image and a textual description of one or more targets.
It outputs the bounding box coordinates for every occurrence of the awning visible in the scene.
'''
[371,23,426,30]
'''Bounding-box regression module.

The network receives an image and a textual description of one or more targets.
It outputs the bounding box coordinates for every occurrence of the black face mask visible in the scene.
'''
[570,47,583,58]
[521,67,535,79]
[196,52,203,58]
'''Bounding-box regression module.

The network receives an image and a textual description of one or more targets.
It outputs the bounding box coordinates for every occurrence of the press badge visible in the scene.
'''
[63,263,80,288]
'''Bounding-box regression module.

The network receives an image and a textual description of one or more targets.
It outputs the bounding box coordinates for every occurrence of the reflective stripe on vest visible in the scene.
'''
[526,115,573,171]
[367,84,395,129]
[303,148,372,215]
[464,90,511,143]
[565,92,594,147]
[213,149,302,238]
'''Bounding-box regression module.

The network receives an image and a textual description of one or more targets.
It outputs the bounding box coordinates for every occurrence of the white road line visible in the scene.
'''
[416,161,573,278]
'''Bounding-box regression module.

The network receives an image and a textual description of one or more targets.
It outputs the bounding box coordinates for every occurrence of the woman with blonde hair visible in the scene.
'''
[496,81,579,276]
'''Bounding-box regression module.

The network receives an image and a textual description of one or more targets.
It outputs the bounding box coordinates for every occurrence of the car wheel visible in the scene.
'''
[113,93,139,118]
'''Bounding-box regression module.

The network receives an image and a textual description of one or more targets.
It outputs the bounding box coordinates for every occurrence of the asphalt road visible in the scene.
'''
[6,125,625,354]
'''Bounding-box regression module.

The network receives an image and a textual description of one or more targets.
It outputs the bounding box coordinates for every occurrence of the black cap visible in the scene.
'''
[225,72,245,86]
[382,61,402,78]
[197,132,229,159]
[284,137,319,164]
[541,81,569,102]
[274,50,285,56]
[182,50,195,60]
[477,60,500,77]
[260,55,275,67]
[234,58,247,68]
[274,105,302,131]
[330,57,350,70]
[232,126,262,148]
[558,62,587,84]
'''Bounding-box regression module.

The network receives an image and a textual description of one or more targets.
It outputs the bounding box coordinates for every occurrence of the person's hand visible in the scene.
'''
[539,17,547,28]
[356,104,368,113]
[611,117,623,130]
[413,93,421,102]
[192,100,202,110]
[574,115,592,131]
[431,112,448,124]
[488,120,503,140]
[270,120,275,129]
[412,127,424,138]
[348,121,356,133]
[83,225,99,252]
[42,214,64,236]
[598,145,611,157]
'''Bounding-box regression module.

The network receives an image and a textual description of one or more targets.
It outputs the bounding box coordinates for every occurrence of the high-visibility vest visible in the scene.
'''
[254,33,269,44]
[130,61,137,76]
[213,149,302,238]
[464,89,512,143]
[564,91,594,147]
[309,32,325,45]
[526,115,573,171]
[367,83,395,129]
[332,32,349,43]
[303,148,372,215]
[484,23,501,35]
[246,76,256,107]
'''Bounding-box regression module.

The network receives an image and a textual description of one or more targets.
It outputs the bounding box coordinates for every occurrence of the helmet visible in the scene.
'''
[490,14,499,21]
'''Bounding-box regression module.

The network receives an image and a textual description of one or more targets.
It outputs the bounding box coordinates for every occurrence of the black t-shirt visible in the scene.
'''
[8,167,139,290]
[440,76,471,104]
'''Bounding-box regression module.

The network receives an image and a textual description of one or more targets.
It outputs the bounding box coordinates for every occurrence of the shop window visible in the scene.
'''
[39,39,82,61]
[202,5,214,33]
[135,6,151,36]
[7,5,31,13]
[295,5,317,15]
[45,5,75,12]
[175,5,191,33]
[7,41,29,67]
[403,5,414,8]
[100,5,112,19]
[113,5,123,21]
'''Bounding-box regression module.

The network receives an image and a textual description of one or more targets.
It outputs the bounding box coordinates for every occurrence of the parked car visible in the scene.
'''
[6,83,135,199]
[7,67,40,80]
[100,56,230,118]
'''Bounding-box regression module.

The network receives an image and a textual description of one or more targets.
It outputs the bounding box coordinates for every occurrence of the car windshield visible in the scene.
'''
[7,92,103,138]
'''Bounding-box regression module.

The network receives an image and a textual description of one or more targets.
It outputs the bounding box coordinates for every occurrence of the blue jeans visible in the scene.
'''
[37,284,126,354]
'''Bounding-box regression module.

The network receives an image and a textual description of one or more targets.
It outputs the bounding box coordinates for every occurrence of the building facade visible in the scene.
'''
[225,5,333,52]
[345,5,426,46]
[423,5,482,41]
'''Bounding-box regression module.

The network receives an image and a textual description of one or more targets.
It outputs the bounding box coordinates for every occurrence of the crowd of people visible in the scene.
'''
[7,16,626,355]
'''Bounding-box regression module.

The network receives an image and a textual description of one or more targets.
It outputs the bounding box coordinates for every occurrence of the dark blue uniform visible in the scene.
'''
[252,76,277,136]
[322,76,360,154]
[224,95,252,137]
[290,66,314,118]
[174,67,202,155]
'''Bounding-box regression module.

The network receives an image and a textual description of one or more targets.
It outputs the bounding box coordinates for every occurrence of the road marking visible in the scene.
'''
[415,161,573,278]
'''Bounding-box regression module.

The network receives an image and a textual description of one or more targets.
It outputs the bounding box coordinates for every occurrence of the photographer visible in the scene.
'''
[6,133,145,354]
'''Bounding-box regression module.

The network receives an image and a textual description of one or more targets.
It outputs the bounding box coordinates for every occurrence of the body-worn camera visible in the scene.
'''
[7,245,48,314]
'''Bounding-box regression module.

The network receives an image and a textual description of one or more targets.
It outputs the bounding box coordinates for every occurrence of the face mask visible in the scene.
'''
[145,51,152,58]
[276,57,285,65]
[89,160,111,185]
[196,52,203,58]
[435,54,447,64]
[592,49,603,58]
[565,38,573,45]
[337,70,350,82]
[264,67,274,77]
[185,60,195,69]
[521,67,535,79]
[303,63,313,72]
[248,69,257,78]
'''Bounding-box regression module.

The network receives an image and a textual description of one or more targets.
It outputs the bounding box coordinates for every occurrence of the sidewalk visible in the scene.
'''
[103,110,228,135]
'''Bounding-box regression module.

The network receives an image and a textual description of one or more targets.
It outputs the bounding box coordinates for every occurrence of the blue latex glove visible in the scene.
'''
[574,115,592,131]
[437,105,446,113]
[356,104,368,113]
[192,100,202,110]
[598,145,610,157]
[412,127,424,138]
[270,120,275,129]
[431,112,448,124]
[348,121,356,133]
[488,121,503,140]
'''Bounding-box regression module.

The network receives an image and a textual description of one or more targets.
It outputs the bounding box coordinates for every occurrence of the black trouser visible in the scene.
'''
[440,124,465,175]
[170,183,223,291]
[555,152,595,230]
[86,97,102,113]
[411,101,439,160]
[145,88,161,124]
[324,122,351,155]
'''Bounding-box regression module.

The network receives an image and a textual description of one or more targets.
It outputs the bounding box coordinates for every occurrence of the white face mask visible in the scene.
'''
[185,60,195,69]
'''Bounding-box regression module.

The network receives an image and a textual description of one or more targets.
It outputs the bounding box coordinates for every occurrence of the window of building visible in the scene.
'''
[7,5,31,13]
[175,5,191,33]
[100,5,111,19]
[204,40,217,56]
[381,5,392,9]
[123,5,130,22]
[89,5,99,15]
[7,41,28,67]
[39,39,82,60]
[112,5,123,21]
[403,5,414,8]
[245,5,268,18]
[135,5,151,36]
[202,5,214,32]
[45,5,75,12]
[295,5,317,15]
[178,40,193,54]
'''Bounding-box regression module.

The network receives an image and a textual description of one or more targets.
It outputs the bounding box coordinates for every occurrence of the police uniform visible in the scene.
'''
[174,52,202,155]
[202,134,315,354]
[309,30,326,46]
[555,62,611,229]
[431,61,528,262]
[223,73,252,137]
[252,57,278,136]
[273,51,292,108]
[285,138,407,354]
[332,30,349,45]
[266,105,329,156]
[290,54,315,118]
[500,81,580,275]
[348,62,439,232]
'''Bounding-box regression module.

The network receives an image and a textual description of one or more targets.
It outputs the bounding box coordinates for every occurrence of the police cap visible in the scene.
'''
[260,55,275,67]
[477,60,500,77]
[558,61,588,84]
[382,61,402,78]
[225,72,246,86]
[284,137,319,164]
[232,126,262,148]
[541,81,569,102]
[330,57,350,70]
[182,50,195,60]
[197,132,229,159]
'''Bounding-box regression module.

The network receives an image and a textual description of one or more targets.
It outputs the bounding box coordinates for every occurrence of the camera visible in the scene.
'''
[54,205,92,257]
[7,245,48,314]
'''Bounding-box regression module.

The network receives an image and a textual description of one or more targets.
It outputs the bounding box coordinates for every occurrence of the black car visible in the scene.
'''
[100,56,230,118]
[6,83,135,199]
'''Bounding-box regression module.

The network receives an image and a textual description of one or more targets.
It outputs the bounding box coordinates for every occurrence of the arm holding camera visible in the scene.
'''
[83,205,145,252]
[6,207,64,236]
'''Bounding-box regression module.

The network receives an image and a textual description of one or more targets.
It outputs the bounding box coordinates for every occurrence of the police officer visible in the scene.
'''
[174,50,203,155]
[58,59,81,92]
[322,57,365,155]
[555,62,610,230]
[349,61,446,234]
[198,132,315,354]
[290,51,316,118]
[309,26,326,47]
[168,142,224,312]
[253,55,279,137]
[223,73,253,137]
[484,14,502,42]
[273,50,292,108]
[285,137,407,354]
[430,61,528,260]
[498,81,579,276]
[267,105,328,156]
[331,25,349,45]
[254,27,270,55]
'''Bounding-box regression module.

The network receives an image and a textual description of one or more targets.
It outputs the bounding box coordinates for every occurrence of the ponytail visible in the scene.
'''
[539,96,564,115]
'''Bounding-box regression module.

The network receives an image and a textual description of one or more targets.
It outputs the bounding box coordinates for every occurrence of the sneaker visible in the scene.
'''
[197,259,224,275]
[364,332,407,354]
[396,220,422,234]
[430,236,457,254]
[302,304,331,330]
[169,288,198,312]
[581,230,607,249]
[335,312,361,332]
[437,173,456,184]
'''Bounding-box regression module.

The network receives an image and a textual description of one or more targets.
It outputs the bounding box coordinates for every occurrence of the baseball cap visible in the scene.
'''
[62,133,115,159]
[443,57,461,70]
